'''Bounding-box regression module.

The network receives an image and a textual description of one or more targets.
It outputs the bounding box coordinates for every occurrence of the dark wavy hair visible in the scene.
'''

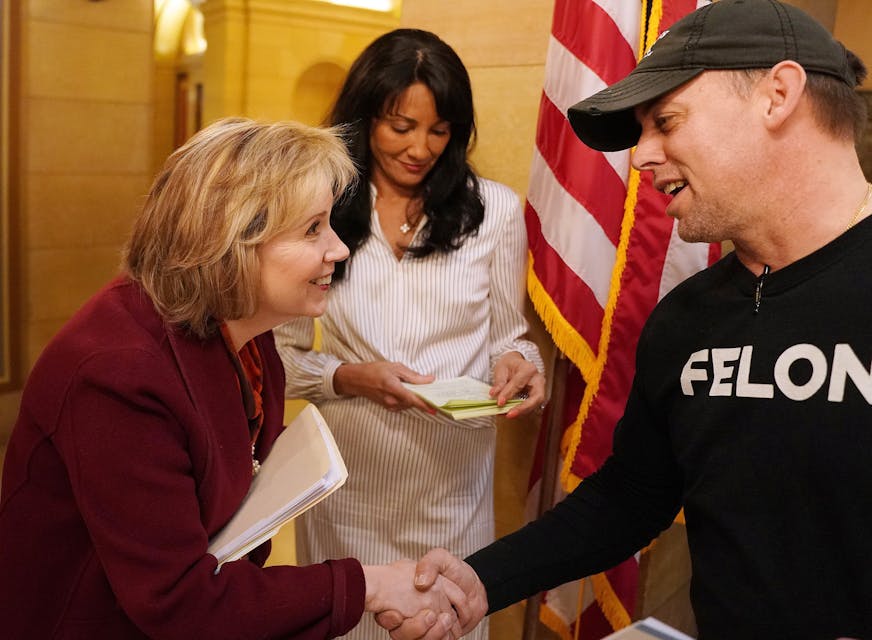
[329,28,485,281]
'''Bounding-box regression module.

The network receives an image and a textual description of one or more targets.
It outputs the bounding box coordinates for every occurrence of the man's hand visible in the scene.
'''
[374,548,488,639]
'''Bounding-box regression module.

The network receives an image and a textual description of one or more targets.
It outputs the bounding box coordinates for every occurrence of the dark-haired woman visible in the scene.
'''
[275,29,546,640]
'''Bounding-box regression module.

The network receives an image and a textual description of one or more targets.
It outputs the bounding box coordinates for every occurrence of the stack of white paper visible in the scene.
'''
[603,617,695,640]
[208,403,347,570]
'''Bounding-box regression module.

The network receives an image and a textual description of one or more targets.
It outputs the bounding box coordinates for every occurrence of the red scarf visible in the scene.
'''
[219,324,264,454]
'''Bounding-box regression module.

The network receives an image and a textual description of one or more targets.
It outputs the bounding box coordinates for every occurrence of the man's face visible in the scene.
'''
[631,71,762,243]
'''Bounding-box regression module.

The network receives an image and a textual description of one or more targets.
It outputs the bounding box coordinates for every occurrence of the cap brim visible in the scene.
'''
[567,67,704,152]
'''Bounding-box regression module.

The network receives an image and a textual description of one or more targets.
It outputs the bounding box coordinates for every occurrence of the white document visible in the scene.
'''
[208,403,347,570]
[603,617,695,640]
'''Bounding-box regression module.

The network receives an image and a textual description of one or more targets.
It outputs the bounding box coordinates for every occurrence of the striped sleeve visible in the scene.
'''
[482,180,546,377]
[273,318,344,402]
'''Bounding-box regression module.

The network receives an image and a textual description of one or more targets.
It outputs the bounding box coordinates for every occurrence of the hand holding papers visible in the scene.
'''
[208,404,347,569]
[401,376,523,420]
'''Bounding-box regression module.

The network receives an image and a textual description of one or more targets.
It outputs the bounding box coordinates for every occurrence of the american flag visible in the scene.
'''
[524,0,718,637]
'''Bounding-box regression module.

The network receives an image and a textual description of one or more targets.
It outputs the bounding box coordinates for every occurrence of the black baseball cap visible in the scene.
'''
[567,0,858,152]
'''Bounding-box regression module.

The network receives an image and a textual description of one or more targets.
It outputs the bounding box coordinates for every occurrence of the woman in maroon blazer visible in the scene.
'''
[0,118,469,639]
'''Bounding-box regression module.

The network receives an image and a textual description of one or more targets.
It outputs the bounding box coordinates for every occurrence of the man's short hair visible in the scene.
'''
[729,50,868,145]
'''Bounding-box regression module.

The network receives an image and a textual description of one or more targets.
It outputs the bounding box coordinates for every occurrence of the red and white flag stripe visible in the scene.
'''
[524,1,717,637]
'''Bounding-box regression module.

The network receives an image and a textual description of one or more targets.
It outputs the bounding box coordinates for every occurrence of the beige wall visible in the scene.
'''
[0,0,154,443]
[785,0,838,29]
[834,0,872,90]
[151,1,399,182]
[199,0,398,125]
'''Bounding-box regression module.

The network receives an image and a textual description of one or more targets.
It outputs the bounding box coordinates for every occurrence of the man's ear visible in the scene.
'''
[759,60,807,132]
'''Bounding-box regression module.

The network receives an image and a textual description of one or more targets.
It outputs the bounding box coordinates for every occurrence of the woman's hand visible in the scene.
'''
[333,361,436,413]
[490,351,546,418]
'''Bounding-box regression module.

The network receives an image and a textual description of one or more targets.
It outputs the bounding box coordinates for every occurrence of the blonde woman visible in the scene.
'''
[0,118,465,640]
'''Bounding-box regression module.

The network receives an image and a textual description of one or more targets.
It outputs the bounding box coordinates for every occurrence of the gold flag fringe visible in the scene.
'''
[527,0,666,634]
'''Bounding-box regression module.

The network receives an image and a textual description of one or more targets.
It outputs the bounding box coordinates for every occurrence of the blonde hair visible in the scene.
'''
[124,117,356,338]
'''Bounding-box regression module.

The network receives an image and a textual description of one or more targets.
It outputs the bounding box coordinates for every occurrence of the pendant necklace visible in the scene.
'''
[400,210,422,234]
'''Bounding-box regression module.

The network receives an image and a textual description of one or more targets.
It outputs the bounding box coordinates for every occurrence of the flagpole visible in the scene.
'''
[522,351,570,640]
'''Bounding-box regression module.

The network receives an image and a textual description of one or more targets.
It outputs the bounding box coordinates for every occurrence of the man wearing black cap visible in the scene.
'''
[378,1,872,639]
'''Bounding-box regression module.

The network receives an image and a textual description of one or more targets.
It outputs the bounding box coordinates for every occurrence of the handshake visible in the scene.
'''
[362,548,488,640]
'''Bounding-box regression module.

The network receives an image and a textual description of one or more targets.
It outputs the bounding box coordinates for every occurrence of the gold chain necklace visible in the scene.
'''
[846,182,872,231]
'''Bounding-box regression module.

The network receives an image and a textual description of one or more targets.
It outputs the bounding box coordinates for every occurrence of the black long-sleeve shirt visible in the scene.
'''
[468,216,872,640]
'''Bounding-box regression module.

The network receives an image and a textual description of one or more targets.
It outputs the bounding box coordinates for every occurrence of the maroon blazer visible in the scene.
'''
[0,277,364,639]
